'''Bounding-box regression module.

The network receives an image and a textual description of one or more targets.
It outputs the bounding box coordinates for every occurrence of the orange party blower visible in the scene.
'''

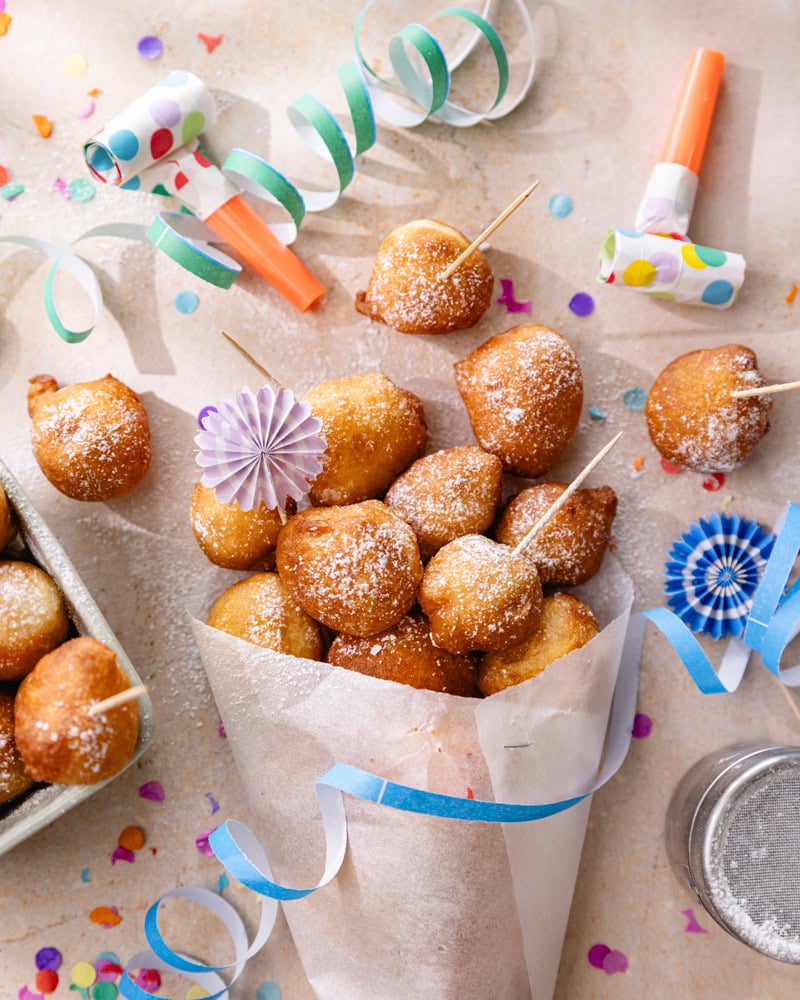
[660,47,725,177]
[205,195,325,311]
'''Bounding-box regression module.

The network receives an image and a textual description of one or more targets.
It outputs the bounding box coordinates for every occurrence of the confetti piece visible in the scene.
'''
[721,493,734,512]
[197,32,223,53]
[1,182,24,200]
[548,192,573,218]
[205,792,220,814]
[568,291,595,317]
[216,873,229,893]
[34,970,58,994]
[603,949,628,974]
[139,780,164,801]
[787,283,798,304]
[631,712,653,738]
[32,115,52,138]
[633,455,645,473]
[622,386,647,411]
[0,12,11,35]
[118,825,145,851]
[702,472,725,492]
[87,87,101,97]
[35,949,62,972]
[53,177,70,198]
[71,962,97,988]
[660,457,683,474]
[111,847,135,865]
[495,277,532,313]
[137,35,163,59]
[17,988,42,1000]
[186,987,211,1000]
[682,907,708,933]
[95,956,123,981]
[174,289,199,314]
[195,828,217,856]
[218,718,227,738]
[68,178,95,202]
[89,906,122,928]
[63,53,88,77]
[81,867,90,882]
[588,405,606,422]
[92,983,118,1000]
[134,968,161,991]
[198,405,218,429]
[0,164,7,185]
[587,943,610,968]
[256,984,282,1000]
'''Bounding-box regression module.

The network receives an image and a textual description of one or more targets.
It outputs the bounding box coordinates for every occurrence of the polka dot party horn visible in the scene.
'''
[597,48,746,309]
[84,70,325,311]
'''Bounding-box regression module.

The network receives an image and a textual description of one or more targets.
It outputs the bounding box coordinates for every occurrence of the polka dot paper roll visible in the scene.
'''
[598,228,746,308]
[84,70,216,186]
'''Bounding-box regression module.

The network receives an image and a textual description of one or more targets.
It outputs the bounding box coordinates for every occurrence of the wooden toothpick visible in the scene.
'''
[731,379,800,399]
[439,179,541,281]
[220,330,281,389]
[88,684,149,717]
[511,431,624,558]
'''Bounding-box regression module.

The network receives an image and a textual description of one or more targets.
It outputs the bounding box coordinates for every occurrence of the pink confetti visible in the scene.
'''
[111,846,135,865]
[218,718,227,738]
[495,278,532,313]
[587,943,610,968]
[134,968,162,992]
[660,457,683,474]
[195,828,218,856]
[95,959,123,981]
[139,780,165,801]
[702,472,725,492]
[603,949,628,974]
[682,908,708,933]
[631,712,653,739]
[18,989,44,1000]
[52,177,69,198]
[77,100,95,119]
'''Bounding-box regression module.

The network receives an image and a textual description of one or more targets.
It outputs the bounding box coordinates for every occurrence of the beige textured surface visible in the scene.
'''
[1,0,799,996]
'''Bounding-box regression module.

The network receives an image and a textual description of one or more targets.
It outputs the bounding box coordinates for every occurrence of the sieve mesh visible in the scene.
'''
[710,761,800,959]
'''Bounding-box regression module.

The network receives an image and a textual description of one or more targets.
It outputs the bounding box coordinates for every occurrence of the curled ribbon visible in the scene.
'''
[642,502,800,692]
[4,1,535,342]
[118,613,643,998]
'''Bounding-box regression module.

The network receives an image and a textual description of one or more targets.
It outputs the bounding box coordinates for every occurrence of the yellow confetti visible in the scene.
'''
[721,494,734,512]
[71,961,97,988]
[186,987,211,1000]
[0,12,11,35]
[63,52,89,77]
[32,114,52,138]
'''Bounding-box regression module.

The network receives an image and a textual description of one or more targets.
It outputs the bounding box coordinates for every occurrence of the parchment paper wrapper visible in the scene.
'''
[84,70,216,186]
[634,161,699,237]
[598,227,745,308]
[193,555,634,1000]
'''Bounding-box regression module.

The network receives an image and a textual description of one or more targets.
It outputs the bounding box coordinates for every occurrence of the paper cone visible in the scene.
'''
[192,555,634,999]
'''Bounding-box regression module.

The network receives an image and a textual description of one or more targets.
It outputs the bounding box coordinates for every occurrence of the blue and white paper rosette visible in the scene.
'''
[664,512,774,640]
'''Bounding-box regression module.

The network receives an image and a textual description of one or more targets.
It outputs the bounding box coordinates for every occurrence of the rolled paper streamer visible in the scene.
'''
[635,48,725,236]
[598,228,745,308]
[85,70,216,185]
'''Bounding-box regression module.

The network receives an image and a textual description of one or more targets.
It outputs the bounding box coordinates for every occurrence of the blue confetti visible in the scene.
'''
[174,289,199,314]
[256,984,282,1000]
[216,873,230,893]
[81,867,90,882]
[0,182,25,201]
[588,406,606,422]
[623,387,647,412]
[548,193,573,218]
[205,791,220,814]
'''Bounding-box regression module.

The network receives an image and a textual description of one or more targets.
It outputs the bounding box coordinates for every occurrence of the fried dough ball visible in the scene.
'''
[645,344,772,473]
[495,483,617,586]
[0,484,16,552]
[355,219,494,335]
[190,483,295,571]
[418,534,543,654]
[276,500,423,637]
[327,611,479,696]
[0,560,70,682]
[14,637,139,785]
[302,372,426,505]
[454,325,583,477]
[27,373,151,501]
[478,592,599,696]
[384,446,503,561]
[207,572,323,659]
[0,691,34,804]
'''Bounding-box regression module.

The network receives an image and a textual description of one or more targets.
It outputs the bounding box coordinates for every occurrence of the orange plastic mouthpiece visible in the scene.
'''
[205,195,326,312]
[660,47,725,177]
